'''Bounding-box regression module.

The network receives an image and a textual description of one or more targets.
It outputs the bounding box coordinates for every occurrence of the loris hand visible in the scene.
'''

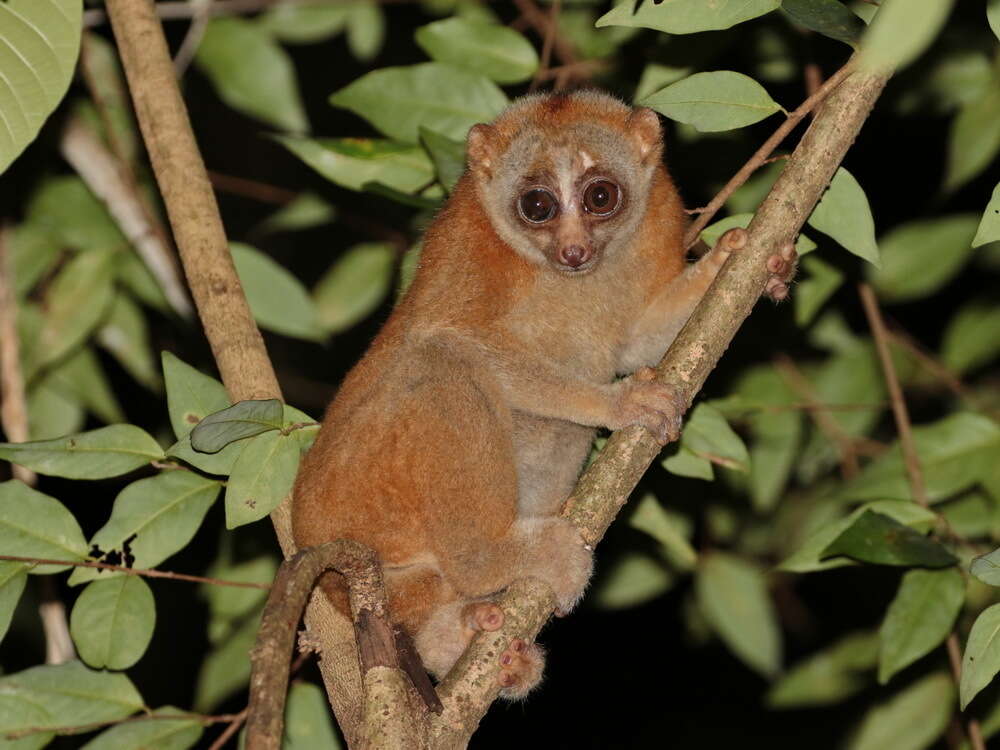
[607,366,685,444]
[704,228,797,301]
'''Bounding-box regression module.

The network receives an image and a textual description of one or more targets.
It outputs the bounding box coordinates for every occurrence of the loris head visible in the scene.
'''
[466,90,663,276]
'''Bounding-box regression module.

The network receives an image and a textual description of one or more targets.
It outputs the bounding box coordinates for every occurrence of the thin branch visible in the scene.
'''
[529,0,560,92]
[683,61,854,248]
[511,0,578,67]
[0,554,270,589]
[207,708,249,750]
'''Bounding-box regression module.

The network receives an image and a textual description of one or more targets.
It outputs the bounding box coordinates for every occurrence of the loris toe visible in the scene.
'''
[463,601,505,632]
[498,639,545,700]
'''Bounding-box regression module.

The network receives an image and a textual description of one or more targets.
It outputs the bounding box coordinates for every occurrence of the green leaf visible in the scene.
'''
[162,352,231,442]
[28,248,116,377]
[807,167,880,265]
[696,552,782,677]
[346,0,386,62]
[634,63,693,101]
[974,182,1000,248]
[0,425,164,480]
[313,243,396,334]
[225,431,301,528]
[972,547,1000,586]
[944,89,1000,192]
[190,399,284,454]
[8,223,61,298]
[0,661,142,740]
[230,243,325,341]
[846,672,953,750]
[330,62,508,143]
[941,300,1000,375]
[97,294,162,392]
[990,0,1000,40]
[894,48,994,116]
[284,683,344,749]
[257,2,352,43]
[767,631,879,708]
[0,562,28,644]
[963,603,1000,709]
[596,0,780,34]
[71,576,156,670]
[362,180,443,210]
[779,500,937,573]
[195,17,308,133]
[681,403,750,472]
[629,494,697,570]
[592,551,674,610]
[77,33,141,167]
[27,380,85,441]
[821,510,957,568]
[201,554,276,629]
[795,254,844,327]
[661,446,714,480]
[276,136,435,194]
[81,705,203,750]
[420,127,466,194]
[415,18,538,84]
[0,0,82,174]
[878,567,964,683]
[118,252,172,314]
[858,0,955,73]
[43,346,126,426]
[841,412,1000,504]
[257,193,337,234]
[69,472,221,586]
[780,0,865,46]
[641,71,781,132]
[700,213,817,256]
[25,176,126,254]
[165,434,243,476]
[559,8,638,58]
[868,214,978,303]
[0,481,87,574]
[194,609,259,711]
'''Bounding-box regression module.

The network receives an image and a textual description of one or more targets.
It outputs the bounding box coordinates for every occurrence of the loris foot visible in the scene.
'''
[498,639,545,700]
[609,366,685,444]
[462,601,505,632]
[764,241,797,301]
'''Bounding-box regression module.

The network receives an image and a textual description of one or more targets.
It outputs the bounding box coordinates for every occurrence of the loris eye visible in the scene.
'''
[518,189,558,224]
[583,180,621,216]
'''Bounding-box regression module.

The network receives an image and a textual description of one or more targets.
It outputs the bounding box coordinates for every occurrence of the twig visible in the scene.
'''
[0,554,270,589]
[173,0,213,76]
[207,708,249,750]
[511,0,578,67]
[683,61,854,248]
[886,327,968,401]
[529,0,560,92]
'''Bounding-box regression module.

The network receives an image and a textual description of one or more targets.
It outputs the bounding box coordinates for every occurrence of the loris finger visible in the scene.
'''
[764,241,797,301]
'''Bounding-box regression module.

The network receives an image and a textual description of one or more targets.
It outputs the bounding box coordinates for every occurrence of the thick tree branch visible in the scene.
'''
[430,67,890,747]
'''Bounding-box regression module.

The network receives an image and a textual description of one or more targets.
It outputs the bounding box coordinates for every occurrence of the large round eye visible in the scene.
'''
[518,189,558,224]
[583,180,621,216]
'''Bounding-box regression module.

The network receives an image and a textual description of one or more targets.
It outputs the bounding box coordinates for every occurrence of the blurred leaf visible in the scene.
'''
[420,127,466,193]
[194,609,259,711]
[330,62,507,143]
[202,554,275,629]
[68,472,221,586]
[962,603,1000,709]
[780,499,937,573]
[634,63,693,101]
[71,576,155,670]
[841,412,1000,504]
[894,49,994,116]
[726,160,785,214]
[938,491,996,540]
[941,300,1000,375]
[25,176,126,253]
[29,248,116,377]
[767,631,878,708]
[642,71,781,132]
[0,481,87,574]
[696,552,782,677]
[415,18,538,84]
[231,243,324,341]
[118,252,172,314]
[750,26,796,83]
[0,425,163,480]
[195,17,308,133]
[0,0,82,174]
[593,551,674,609]
[781,0,865,46]
[807,167,879,265]
[225,431,301,529]
[0,562,28,644]
[846,672,953,750]
[346,0,386,62]
[8,223,61,298]
[78,33,140,166]
[275,136,435,194]
[972,547,1000,586]
[701,213,817,256]
[629,493,697,570]
[162,352,230,442]
[81,706,202,750]
[878,567,964,683]
[868,214,978,303]
[97,294,162,391]
[597,0,780,34]
[284,683,343,750]
[559,8,637,58]
[795,254,844,327]
[256,193,336,234]
[397,242,422,299]
[944,89,1000,192]
[990,0,1000,40]
[974,182,1000,247]
[821,510,957,568]
[858,0,954,73]
[313,243,396,334]
[362,181,443,209]
[26,381,85,441]
[661,446,714,480]
[0,661,142,742]
[190,399,283,454]
[43,346,125,425]
[681,403,750,472]
[257,2,351,43]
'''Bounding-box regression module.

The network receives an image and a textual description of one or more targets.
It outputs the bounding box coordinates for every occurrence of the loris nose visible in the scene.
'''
[558,245,592,268]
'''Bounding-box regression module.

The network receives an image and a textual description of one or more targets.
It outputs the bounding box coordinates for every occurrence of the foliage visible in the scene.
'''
[0,0,998,748]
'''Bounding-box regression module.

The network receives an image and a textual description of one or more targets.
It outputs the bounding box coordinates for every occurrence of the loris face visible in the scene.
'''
[466,92,663,276]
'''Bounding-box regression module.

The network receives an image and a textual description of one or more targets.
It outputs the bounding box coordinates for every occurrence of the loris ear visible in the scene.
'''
[628,108,663,164]
[467,123,498,178]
